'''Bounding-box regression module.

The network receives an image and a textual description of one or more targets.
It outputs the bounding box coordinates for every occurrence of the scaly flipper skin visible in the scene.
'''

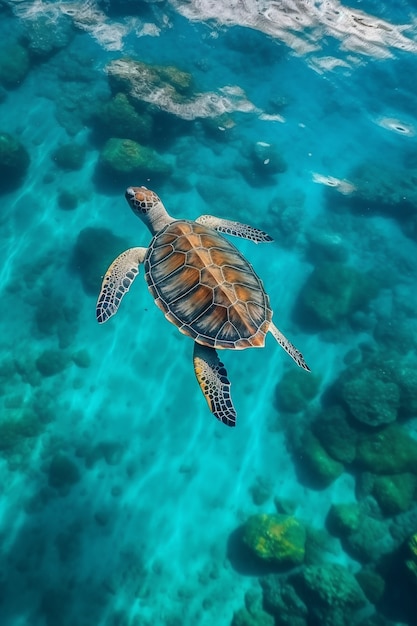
[96,247,147,323]
[196,215,273,244]
[269,322,310,371]
[193,342,237,427]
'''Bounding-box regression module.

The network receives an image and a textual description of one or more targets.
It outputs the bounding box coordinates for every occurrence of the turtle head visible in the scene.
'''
[125,186,172,234]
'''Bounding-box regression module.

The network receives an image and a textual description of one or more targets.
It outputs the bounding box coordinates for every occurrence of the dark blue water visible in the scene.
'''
[0,2,416,625]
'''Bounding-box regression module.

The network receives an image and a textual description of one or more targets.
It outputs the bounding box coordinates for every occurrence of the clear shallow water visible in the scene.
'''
[0,2,417,625]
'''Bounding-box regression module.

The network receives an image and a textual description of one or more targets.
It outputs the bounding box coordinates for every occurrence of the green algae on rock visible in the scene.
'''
[355,425,417,475]
[312,406,357,464]
[99,137,172,178]
[372,472,417,515]
[298,430,345,488]
[242,513,306,566]
[326,502,361,537]
[93,92,153,142]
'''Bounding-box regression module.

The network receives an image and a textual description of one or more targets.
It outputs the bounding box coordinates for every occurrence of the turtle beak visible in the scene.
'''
[125,187,135,203]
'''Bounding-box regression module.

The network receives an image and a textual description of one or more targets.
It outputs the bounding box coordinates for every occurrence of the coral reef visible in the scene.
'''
[261,575,308,626]
[293,563,367,625]
[342,371,400,427]
[329,350,417,429]
[344,515,394,563]
[275,368,320,413]
[242,514,306,566]
[295,261,378,330]
[348,162,417,220]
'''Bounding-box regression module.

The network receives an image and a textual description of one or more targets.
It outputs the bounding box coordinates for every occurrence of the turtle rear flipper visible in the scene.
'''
[96,247,147,323]
[269,322,310,371]
[193,343,236,427]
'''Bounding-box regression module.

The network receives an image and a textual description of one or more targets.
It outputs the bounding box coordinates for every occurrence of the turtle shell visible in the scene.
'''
[144,220,272,349]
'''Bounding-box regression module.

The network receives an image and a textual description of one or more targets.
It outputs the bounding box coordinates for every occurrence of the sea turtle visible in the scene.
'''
[96,186,310,426]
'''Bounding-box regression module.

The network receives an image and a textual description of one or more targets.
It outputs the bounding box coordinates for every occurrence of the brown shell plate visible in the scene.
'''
[144,220,272,349]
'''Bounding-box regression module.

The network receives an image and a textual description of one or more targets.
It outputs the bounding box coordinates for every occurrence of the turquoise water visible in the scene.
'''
[1,1,417,625]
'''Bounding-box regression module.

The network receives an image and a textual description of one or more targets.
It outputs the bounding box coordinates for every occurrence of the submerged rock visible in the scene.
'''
[355,425,417,475]
[93,92,153,142]
[372,473,417,515]
[295,261,378,330]
[342,371,400,427]
[0,131,30,192]
[261,575,308,625]
[99,137,172,179]
[106,57,258,120]
[48,453,81,489]
[293,563,367,625]
[312,406,357,464]
[405,532,417,585]
[242,513,306,566]
[21,13,74,59]
[0,42,30,88]
[275,368,321,413]
[71,226,131,295]
[297,430,345,488]
[327,502,361,537]
[51,143,86,171]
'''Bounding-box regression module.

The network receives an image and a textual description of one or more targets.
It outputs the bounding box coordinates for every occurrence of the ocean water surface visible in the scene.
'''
[0,1,416,625]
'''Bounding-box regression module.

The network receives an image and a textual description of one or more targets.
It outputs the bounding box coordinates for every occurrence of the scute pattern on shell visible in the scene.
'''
[144,220,272,349]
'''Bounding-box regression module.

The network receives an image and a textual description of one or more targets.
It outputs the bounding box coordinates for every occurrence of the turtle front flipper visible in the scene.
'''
[96,247,147,324]
[196,215,273,244]
[193,343,237,427]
